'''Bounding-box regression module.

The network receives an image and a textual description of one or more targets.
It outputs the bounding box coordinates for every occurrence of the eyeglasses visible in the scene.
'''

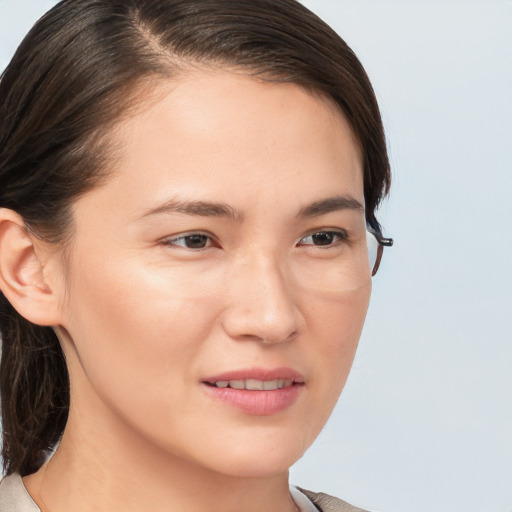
[367,227,393,277]
[295,225,393,294]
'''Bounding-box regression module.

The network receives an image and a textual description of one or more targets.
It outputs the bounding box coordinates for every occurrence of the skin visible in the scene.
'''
[13,70,372,512]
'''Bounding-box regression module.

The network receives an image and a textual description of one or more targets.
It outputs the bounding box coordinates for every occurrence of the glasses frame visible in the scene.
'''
[367,225,393,277]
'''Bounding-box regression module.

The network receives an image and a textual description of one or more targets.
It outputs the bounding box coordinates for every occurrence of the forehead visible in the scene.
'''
[78,70,364,220]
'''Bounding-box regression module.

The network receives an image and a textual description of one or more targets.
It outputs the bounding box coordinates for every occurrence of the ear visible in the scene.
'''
[0,208,64,326]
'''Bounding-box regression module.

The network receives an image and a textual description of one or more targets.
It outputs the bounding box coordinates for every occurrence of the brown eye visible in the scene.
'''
[165,233,214,249]
[298,231,347,247]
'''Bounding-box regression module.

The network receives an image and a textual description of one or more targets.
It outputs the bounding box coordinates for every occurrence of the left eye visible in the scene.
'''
[165,234,215,249]
[298,231,347,247]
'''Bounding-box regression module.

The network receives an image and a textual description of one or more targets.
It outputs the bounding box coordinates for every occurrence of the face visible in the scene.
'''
[57,70,371,477]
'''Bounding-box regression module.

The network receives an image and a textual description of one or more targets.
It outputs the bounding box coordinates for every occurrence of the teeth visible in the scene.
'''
[213,379,295,390]
[263,380,278,390]
[246,379,263,390]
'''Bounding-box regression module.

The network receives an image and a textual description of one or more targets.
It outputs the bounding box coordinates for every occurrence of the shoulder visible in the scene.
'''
[1,475,371,512]
[0,474,41,512]
[298,487,370,512]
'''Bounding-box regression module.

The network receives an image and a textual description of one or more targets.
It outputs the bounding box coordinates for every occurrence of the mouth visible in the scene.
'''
[204,378,301,390]
[202,367,305,390]
[201,368,305,415]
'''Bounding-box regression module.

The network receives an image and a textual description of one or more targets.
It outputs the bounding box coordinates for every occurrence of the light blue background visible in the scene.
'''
[1,2,511,512]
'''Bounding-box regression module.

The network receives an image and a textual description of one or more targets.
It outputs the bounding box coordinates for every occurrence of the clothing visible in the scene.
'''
[0,473,368,512]
[0,475,39,512]
[297,487,369,512]
[291,485,368,511]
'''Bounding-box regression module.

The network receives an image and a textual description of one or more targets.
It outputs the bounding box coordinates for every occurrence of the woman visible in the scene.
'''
[0,1,392,511]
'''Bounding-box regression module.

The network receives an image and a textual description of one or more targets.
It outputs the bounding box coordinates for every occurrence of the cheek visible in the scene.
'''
[305,283,371,425]
[332,286,370,374]
[307,279,370,356]
[62,253,223,417]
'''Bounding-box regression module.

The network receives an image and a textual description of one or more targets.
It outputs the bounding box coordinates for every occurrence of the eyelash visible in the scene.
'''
[297,230,348,248]
[161,233,218,250]
[161,230,348,251]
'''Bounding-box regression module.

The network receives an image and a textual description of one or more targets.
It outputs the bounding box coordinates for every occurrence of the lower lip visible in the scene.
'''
[202,383,303,416]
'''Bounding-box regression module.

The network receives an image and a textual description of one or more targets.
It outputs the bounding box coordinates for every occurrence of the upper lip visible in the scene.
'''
[202,367,305,384]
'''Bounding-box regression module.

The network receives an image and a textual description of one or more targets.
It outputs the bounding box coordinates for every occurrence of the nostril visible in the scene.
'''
[260,330,297,345]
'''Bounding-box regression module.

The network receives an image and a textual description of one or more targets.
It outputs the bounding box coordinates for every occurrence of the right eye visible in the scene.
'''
[161,233,217,250]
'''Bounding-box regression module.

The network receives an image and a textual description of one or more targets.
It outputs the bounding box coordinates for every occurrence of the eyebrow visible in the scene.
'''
[141,194,364,222]
[142,199,244,222]
[297,195,364,218]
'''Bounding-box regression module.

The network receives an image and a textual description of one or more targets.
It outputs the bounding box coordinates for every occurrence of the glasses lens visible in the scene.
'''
[366,230,383,277]
[294,230,386,294]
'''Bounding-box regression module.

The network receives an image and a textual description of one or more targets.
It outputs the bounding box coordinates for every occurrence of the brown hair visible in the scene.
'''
[0,0,390,476]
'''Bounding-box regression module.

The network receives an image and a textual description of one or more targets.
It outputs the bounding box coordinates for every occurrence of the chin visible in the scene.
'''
[201,435,310,479]
[214,454,297,479]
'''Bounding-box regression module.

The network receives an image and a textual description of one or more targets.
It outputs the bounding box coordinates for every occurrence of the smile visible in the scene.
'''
[202,368,305,415]
[209,379,295,390]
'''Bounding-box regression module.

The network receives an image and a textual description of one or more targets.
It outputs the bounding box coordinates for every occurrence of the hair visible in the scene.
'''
[0,0,390,476]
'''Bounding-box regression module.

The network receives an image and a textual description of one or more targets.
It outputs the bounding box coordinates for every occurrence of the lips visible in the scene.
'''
[202,367,305,416]
[202,367,305,385]
[209,378,295,390]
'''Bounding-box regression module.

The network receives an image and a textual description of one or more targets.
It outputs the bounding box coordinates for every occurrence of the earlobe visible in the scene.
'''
[0,208,63,326]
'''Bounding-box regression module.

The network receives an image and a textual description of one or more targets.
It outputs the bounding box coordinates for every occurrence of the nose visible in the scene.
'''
[221,254,302,344]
